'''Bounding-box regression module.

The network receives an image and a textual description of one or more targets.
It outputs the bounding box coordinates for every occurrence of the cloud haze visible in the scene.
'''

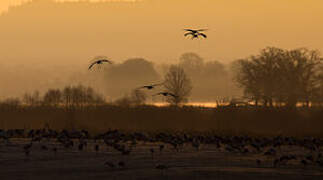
[0,0,322,100]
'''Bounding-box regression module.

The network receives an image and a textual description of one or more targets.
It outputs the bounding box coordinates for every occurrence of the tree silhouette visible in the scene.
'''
[235,47,322,107]
[312,65,323,106]
[61,85,105,107]
[279,48,321,106]
[236,47,285,106]
[43,88,62,106]
[163,65,192,105]
[0,97,21,109]
[23,91,41,106]
[62,86,72,107]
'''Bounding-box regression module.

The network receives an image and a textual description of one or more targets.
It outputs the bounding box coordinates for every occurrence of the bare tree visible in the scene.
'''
[62,86,72,107]
[61,85,105,107]
[280,48,321,107]
[236,47,285,106]
[312,65,323,107]
[23,90,41,106]
[235,47,322,107]
[163,65,192,105]
[0,97,21,109]
[43,88,62,106]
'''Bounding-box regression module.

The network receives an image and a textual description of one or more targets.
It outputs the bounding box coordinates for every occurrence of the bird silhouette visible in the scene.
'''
[154,92,178,98]
[53,147,57,157]
[78,143,84,151]
[104,161,115,168]
[138,83,164,90]
[24,142,32,151]
[118,161,126,169]
[159,144,164,154]
[256,159,261,167]
[150,148,155,159]
[184,29,208,39]
[41,145,48,151]
[88,59,112,70]
[95,144,99,155]
[155,163,169,175]
[23,142,32,157]
[301,159,308,167]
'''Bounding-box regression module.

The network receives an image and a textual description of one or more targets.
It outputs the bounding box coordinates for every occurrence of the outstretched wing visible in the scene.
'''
[138,85,151,89]
[101,59,113,64]
[198,33,207,38]
[88,62,97,70]
[184,29,195,32]
[155,92,177,97]
[139,83,163,90]
[168,93,178,97]
[197,29,208,32]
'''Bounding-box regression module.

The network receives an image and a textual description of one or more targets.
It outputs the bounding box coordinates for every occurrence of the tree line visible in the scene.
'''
[0,65,193,107]
[0,85,106,107]
[2,47,323,108]
[234,47,323,107]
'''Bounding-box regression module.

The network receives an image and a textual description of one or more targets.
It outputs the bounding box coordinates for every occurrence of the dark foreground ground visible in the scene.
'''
[0,139,322,180]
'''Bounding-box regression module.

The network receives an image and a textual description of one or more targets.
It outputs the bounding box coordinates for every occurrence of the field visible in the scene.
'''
[1,133,323,180]
[1,105,323,136]
[1,105,323,179]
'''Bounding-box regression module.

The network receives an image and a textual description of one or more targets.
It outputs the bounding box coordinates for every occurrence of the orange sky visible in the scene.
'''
[0,0,135,13]
[0,0,322,99]
[0,0,323,64]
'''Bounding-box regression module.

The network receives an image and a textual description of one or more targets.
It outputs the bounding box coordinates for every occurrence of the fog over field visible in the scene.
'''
[0,0,322,101]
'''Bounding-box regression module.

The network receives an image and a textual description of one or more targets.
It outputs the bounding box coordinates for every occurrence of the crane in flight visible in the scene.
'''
[88,57,113,70]
[138,83,164,90]
[154,92,178,98]
[184,29,208,39]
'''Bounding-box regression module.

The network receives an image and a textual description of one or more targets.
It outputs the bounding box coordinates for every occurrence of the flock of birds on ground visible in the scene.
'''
[1,128,323,172]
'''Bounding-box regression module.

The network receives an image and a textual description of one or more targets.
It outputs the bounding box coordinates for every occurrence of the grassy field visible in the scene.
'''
[1,105,323,137]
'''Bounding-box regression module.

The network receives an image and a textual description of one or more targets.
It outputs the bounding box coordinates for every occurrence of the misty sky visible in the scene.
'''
[0,0,322,64]
[0,1,135,14]
[0,0,323,100]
